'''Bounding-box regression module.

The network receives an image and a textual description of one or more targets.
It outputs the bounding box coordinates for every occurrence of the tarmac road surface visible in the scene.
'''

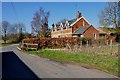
[0,44,118,79]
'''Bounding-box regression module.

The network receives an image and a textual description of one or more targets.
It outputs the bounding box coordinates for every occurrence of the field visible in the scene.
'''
[65,45,119,56]
[27,47,119,76]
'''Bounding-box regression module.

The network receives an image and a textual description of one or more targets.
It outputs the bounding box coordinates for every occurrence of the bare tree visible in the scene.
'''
[99,2,119,28]
[118,1,120,27]
[17,23,26,42]
[2,21,10,43]
[99,2,120,42]
[31,7,50,37]
[57,18,68,25]
[10,23,26,34]
[9,23,26,43]
[0,22,1,28]
[115,1,120,42]
[0,22,2,38]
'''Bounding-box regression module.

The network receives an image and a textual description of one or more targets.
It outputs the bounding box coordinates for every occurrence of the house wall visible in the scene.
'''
[51,17,98,39]
[72,18,89,32]
[83,26,99,39]
[51,28,72,38]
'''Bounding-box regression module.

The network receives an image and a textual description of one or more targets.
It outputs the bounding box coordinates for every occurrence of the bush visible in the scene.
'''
[98,38,106,45]
[22,37,109,49]
[79,37,92,46]
[22,37,80,49]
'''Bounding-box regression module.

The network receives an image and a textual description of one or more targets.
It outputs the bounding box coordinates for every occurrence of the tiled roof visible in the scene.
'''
[55,18,77,28]
[72,25,91,34]
[68,18,77,25]
[98,27,116,34]
[56,24,60,27]
[97,29,106,34]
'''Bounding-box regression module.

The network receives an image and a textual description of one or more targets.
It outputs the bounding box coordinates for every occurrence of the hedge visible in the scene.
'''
[22,37,110,49]
[22,37,80,49]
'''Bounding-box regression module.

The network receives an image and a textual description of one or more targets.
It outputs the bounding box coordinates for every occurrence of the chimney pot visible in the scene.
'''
[76,11,81,19]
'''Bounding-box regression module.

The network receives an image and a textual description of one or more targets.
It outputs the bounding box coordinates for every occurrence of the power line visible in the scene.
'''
[10,2,23,34]
[11,2,20,23]
[75,4,78,12]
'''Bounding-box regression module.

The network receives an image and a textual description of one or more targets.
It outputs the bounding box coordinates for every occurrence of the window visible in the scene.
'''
[61,27,63,31]
[78,34,80,37]
[94,34,96,39]
[66,23,69,30]
[83,21,85,26]
[81,35,84,37]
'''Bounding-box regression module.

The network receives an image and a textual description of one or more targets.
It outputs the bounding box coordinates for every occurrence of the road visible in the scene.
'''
[0,44,119,79]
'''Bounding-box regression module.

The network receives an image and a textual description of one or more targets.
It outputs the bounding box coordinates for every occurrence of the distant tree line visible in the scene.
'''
[1,7,51,44]
[1,21,31,44]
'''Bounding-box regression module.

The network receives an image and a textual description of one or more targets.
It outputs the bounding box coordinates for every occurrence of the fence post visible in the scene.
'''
[27,43,28,51]
[106,40,109,45]
[110,39,112,46]
[110,39,112,55]
[80,40,82,46]
[87,40,89,47]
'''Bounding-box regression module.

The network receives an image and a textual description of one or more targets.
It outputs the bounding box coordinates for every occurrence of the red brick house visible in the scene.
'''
[51,11,99,39]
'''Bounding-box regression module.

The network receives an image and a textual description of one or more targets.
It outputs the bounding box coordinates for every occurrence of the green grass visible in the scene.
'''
[27,49,119,76]
[0,40,14,47]
[0,40,4,46]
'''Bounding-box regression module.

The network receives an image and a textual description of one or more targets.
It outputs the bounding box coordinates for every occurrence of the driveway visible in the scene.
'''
[1,44,119,79]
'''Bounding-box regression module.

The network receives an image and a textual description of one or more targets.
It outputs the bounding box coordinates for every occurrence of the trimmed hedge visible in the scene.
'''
[22,37,80,49]
[22,37,111,49]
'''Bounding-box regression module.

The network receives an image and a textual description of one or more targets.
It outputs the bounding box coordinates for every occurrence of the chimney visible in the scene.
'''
[76,11,81,19]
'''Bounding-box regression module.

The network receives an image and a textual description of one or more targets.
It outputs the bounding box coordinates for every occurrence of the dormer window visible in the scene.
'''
[54,24,57,31]
[94,34,96,39]
[66,21,69,30]
[51,26,54,32]
[60,23,63,31]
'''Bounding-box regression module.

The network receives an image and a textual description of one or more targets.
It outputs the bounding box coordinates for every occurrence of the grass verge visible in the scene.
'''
[0,40,13,47]
[0,43,14,47]
[27,49,119,76]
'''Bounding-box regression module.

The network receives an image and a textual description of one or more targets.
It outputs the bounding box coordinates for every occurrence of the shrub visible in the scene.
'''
[22,37,110,49]
[79,37,92,46]
[22,37,80,49]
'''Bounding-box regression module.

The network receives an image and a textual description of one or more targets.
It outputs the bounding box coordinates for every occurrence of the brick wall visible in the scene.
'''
[72,18,89,32]
[51,17,97,38]
[83,25,99,39]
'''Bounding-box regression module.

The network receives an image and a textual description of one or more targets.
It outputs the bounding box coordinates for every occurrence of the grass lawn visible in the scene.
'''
[27,49,119,76]
[0,40,4,46]
[0,40,14,47]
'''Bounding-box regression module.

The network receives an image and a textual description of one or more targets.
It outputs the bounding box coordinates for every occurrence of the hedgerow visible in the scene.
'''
[22,37,111,49]
[22,37,80,49]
